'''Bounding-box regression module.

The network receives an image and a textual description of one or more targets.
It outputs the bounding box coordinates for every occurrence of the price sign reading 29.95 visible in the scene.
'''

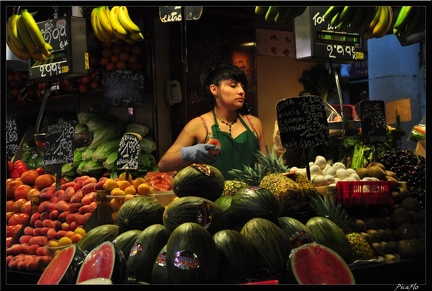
[117,133,142,170]
[44,121,76,166]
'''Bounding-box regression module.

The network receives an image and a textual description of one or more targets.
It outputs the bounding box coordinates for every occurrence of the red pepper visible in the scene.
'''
[35,167,45,175]
[13,160,28,175]
[9,170,21,179]
[7,161,14,173]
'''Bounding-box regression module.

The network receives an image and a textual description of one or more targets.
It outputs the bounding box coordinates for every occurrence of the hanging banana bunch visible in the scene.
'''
[393,6,425,38]
[6,8,53,61]
[255,6,306,24]
[323,6,394,39]
[90,6,144,44]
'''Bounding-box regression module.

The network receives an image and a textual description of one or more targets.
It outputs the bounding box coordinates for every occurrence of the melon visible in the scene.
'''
[172,163,225,201]
[151,244,172,284]
[213,229,259,283]
[288,242,355,284]
[38,244,86,284]
[111,229,142,261]
[163,196,226,236]
[240,217,292,278]
[277,216,315,248]
[126,224,168,283]
[227,186,280,231]
[165,222,220,284]
[76,241,127,284]
[116,196,165,234]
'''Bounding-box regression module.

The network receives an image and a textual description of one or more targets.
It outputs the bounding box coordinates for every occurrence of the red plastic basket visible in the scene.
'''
[335,181,395,207]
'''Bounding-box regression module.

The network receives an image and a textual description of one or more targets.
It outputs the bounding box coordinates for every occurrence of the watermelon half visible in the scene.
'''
[289,242,355,285]
[76,241,127,284]
[38,244,86,284]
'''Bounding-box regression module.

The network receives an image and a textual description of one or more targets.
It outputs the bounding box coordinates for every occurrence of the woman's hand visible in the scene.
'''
[180,144,220,164]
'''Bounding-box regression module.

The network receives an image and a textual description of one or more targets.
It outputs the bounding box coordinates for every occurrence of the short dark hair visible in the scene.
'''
[200,62,248,105]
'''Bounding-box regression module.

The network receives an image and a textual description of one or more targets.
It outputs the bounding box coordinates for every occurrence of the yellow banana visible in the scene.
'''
[91,7,105,42]
[367,6,382,32]
[109,6,129,39]
[17,13,46,61]
[372,6,389,38]
[323,6,344,22]
[7,14,26,51]
[255,6,268,15]
[265,6,282,22]
[95,7,113,42]
[118,6,141,34]
[7,36,31,60]
[98,6,116,40]
[129,31,144,41]
[20,9,47,52]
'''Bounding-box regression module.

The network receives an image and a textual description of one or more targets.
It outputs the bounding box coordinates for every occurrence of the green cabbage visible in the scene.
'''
[103,151,118,171]
[89,124,124,149]
[92,139,120,163]
[126,123,149,138]
[75,123,89,134]
[140,136,157,154]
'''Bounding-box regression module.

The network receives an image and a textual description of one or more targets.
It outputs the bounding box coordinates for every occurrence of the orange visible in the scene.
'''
[64,230,75,238]
[124,185,136,195]
[138,183,152,195]
[111,211,118,222]
[70,233,83,243]
[58,236,73,246]
[103,179,118,191]
[110,198,122,211]
[133,177,146,189]
[117,180,131,191]
[74,227,87,237]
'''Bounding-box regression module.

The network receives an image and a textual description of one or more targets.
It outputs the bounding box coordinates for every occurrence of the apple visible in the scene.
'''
[207,138,221,155]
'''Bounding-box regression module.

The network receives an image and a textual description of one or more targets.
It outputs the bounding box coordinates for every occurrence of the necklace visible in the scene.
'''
[214,111,237,136]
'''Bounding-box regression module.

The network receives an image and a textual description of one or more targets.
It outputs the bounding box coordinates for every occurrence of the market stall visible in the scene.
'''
[4,5,426,286]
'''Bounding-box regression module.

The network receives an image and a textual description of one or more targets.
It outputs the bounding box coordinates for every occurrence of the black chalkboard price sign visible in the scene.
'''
[360,100,387,144]
[6,115,20,158]
[29,16,88,81]
[276,96,329,149]
[104,70,145,107]
[44,121,76,166]
[116,133,142,170]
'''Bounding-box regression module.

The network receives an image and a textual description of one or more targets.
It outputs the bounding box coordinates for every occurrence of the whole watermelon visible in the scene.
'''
[172,163,225,201]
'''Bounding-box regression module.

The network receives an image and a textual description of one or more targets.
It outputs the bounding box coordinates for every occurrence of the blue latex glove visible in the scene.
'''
[180,144,220,164]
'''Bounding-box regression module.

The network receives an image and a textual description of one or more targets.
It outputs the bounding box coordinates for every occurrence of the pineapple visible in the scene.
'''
[309,190,376,261]
[222,180,249,196]
[228,146,317,220]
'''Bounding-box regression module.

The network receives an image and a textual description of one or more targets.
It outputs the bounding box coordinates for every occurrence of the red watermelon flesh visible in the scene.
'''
[76,241,127,284]
[290,242,355,285]
[38,244,85,284]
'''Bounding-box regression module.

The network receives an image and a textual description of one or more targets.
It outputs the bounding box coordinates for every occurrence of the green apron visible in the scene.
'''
[211,113,260,180]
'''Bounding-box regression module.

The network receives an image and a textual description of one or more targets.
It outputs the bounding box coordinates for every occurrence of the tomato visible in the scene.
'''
[35,167,45,175]
[8,213,30,226]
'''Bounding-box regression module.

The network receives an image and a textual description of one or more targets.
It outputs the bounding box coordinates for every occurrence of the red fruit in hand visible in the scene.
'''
[207,138,221,155]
